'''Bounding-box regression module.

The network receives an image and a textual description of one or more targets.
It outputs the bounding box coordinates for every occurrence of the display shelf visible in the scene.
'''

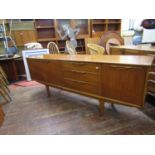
[37,38,56,42]
[33,19,121,52]
[35,19,54,27]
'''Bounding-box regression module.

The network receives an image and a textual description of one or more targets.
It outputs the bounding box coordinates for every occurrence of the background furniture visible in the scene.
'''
[34,19,121,53]
[0,55,25,82]
[47,42,60,54]
[27,54,153,115]
[87,43,105,55]
[2,19,121,54]
[22,49,49,81]
[85,37,100,54]
[110,44,155,100]
[0,105,4,127]
[66,41,77,55]
[99,32,124,54]
[0,66,11,104]
[11,20,37,46]
[91,19,121,37]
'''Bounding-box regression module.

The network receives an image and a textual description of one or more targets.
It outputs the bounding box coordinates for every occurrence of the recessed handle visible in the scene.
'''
[109,65,142,70]
[70,70,86,74]
[71,62,85,66]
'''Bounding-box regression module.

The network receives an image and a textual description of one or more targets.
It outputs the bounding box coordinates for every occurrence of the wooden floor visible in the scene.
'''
[0,83,155,135]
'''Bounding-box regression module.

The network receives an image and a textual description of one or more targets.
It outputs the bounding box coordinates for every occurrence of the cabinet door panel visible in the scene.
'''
[12,30,36,46]
[101,64,147,107]
[28,59,62,85]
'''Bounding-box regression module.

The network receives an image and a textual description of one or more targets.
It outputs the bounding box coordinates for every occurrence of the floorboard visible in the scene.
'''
[0,83,155,135]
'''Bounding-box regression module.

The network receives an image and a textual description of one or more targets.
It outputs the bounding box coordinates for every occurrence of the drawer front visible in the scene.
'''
[63,70,100,84]
[63,61,101,73]
[63,78,100,95]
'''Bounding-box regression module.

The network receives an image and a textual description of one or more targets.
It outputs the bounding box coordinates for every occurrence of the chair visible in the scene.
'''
[66,41,77,55]
[47,42,60,54]
[0,105,4,127]
[99,31,124,54]
[0,66,11,104]
[87,43,105,55]
[85,37,100,54]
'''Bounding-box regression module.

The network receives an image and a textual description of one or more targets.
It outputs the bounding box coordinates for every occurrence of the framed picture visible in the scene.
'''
[22,49,49,81]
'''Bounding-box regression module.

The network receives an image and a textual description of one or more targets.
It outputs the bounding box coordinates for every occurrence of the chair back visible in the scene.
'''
[85,37,100,54]
[47,42,60,54]
[66,41,77,55]
[99,31,124,54]
[87,43,105,55]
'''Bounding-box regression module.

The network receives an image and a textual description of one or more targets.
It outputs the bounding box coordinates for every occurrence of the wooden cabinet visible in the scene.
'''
[27,59,62,86]
[35,19,91,52]
[91,19,121,37]
[110,45,155,99]
[101,64,148,107]
[27,55,153,114]
[12,30,37,46]
[35,19,56,48]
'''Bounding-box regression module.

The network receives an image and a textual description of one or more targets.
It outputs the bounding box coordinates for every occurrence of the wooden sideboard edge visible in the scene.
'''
[36,80,144,109]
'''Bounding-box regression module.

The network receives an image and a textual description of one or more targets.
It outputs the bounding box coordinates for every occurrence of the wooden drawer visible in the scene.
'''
[148,81,155,93]
[62,61,101,73]
[63,70,100,84]
[63,78,100,95]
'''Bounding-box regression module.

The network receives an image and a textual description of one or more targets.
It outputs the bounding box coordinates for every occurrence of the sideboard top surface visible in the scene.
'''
[110,44,155,52]
[27,54,154,66]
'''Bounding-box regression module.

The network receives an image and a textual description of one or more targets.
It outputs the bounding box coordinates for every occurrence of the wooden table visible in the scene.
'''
[27,54,154,115]
[110,44,155,55]
[0,55,25,82]
[110,44,155,100]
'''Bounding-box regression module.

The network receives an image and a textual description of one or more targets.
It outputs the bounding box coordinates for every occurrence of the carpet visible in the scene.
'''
[0,83,155,135]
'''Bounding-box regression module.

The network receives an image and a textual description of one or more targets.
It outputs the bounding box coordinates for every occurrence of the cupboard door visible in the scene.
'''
[22,30,37,44]
[12,30,37,46]
[101,64,148,107]
[28,59,62,86]
[12,31,23,46]
[27,59,48,82]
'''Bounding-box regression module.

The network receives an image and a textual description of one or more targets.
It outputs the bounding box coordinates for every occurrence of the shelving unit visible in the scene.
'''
[34,19,121,52]
[91,19,121,37]
[35,19,56,48]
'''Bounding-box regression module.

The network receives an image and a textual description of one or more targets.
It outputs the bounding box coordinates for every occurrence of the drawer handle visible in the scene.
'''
[70,70,86,74]
[109,65,142,69]
[71,62,85,66]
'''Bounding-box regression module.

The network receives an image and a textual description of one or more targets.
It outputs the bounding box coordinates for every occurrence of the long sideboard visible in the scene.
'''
[27,54,154,115]
[110,44,155,100]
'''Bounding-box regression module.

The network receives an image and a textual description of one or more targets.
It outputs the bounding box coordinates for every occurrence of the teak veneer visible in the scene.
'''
[27,54,154,115]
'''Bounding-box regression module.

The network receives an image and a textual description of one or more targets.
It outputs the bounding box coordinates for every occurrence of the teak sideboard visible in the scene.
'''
[110,44,155,99]
[27,55,154,115]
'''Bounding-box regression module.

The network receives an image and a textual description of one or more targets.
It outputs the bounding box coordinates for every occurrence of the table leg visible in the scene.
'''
[99,99,105,116]
[45,85,51,97]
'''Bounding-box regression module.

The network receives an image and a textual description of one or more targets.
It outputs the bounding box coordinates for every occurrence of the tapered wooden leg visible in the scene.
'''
[99,99,105,116]
[45,85,51,97]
